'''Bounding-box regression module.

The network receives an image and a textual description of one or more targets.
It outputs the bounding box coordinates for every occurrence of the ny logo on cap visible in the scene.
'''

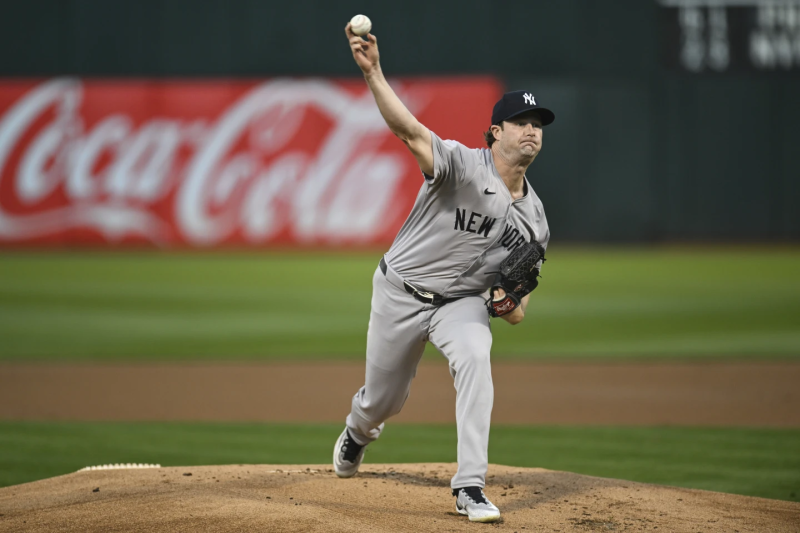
[523,93,536,106]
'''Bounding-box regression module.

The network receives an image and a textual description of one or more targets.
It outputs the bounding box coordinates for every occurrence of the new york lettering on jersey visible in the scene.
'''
[453,208,528,253]
[384,132,549,296]
[454,209,496,238]
[497,223,528,252]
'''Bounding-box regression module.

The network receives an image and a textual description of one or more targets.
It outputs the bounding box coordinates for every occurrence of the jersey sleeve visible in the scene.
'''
[538,230,550,270]
[423,131,477,189]
[536,226,550,273]
[533,198,550,272]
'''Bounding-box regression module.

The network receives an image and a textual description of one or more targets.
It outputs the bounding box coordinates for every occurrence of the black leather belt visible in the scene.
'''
[379,258,460,306]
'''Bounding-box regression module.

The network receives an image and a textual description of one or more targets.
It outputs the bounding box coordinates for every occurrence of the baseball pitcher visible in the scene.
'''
[335,21,553,523]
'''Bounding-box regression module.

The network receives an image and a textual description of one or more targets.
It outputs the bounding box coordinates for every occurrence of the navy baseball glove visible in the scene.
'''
[487,240,546,317]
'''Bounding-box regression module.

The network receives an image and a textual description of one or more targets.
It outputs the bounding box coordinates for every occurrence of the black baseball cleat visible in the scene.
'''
[333,427,366,478]
[453,486,501,522]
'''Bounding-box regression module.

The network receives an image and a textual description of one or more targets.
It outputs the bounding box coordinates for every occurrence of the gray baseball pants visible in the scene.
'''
[345,261,494,489]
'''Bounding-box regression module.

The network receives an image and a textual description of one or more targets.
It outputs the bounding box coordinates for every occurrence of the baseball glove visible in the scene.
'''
[486,240,546,317]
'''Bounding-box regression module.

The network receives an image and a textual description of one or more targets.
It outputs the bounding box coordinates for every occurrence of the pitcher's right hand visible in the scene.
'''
[345,23,380,77]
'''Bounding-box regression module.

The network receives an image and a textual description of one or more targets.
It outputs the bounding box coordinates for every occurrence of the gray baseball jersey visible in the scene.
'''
[385,132,550,297]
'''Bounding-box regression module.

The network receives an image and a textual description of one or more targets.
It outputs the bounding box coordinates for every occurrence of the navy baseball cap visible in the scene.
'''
[491,90,555,126]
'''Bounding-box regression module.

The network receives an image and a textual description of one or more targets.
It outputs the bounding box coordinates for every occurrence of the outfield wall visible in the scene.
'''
[0,78,500,247]
[1,0,798,243]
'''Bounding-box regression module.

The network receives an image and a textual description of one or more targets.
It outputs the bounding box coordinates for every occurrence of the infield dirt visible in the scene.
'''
[1,360,799,425]
[1,463,798,532]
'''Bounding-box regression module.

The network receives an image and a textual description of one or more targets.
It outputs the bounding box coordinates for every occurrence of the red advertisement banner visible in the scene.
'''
[0,78,501,247]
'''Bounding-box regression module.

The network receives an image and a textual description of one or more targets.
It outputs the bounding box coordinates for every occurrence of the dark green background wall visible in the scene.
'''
[2,0,798,241]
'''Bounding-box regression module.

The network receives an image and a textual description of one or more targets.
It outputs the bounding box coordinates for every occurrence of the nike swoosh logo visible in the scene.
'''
[484,189,496,195]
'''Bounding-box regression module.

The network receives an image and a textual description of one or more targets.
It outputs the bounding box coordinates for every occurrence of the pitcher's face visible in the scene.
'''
[497,113,543,160]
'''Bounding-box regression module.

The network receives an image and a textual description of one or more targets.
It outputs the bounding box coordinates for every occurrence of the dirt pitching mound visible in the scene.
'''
[0,463,797,532]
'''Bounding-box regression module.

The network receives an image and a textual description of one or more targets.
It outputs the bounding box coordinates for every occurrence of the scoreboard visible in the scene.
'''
[659,0,800,73]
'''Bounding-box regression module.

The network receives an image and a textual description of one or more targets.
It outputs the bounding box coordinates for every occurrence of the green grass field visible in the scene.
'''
[2,248,799,503]
[1,248,799,360]
[1,422,798,502]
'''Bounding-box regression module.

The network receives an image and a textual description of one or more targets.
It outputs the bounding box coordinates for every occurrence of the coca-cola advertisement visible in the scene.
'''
[0,78,501,247]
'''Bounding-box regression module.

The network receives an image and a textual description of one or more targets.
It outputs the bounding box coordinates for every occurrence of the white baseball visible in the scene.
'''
[350,14,372,36]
